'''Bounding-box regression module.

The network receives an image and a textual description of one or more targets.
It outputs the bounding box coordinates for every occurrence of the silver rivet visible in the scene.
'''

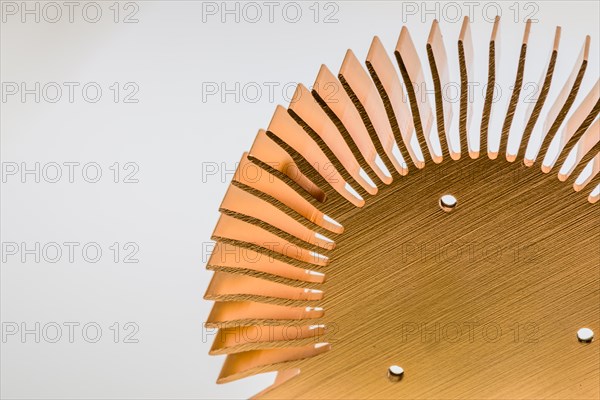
[577,328,594,343]
[439,194,457,212]
[388,365,404,382]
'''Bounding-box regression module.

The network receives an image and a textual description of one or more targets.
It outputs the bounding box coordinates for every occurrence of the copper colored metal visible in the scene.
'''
[480,15,501,158]
[204,18,599,399]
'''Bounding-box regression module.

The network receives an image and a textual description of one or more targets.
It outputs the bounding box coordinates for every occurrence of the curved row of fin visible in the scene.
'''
[205,17,599,390]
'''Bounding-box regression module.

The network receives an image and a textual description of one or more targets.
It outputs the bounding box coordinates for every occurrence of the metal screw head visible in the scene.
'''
[388,365,404,382]
[577,328,594,343]
[439,194,457,212]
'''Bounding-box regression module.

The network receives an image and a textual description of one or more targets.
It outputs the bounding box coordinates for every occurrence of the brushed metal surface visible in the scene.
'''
[259,156,599,399]
[204,17,599,399]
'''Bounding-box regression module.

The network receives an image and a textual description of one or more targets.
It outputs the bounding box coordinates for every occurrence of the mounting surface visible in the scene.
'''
[259,156,599,399]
